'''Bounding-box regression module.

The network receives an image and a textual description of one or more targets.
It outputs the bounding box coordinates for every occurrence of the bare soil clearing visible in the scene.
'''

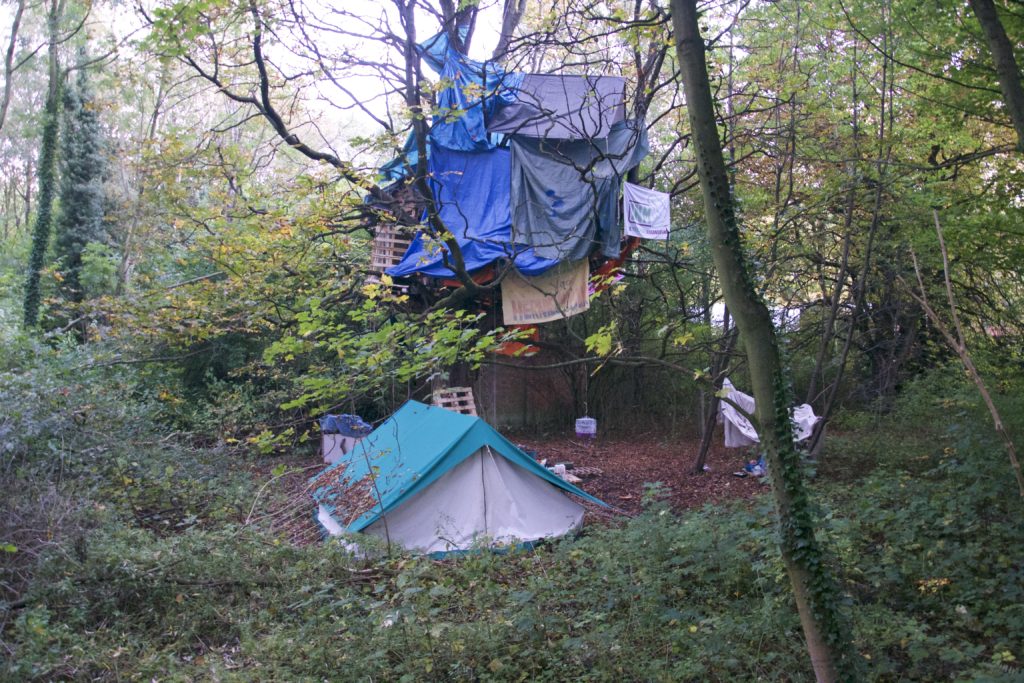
[510,432,765,516]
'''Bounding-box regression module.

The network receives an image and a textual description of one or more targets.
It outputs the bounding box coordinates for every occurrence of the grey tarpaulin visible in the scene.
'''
[487,74,626,140]
[509,119,649,261]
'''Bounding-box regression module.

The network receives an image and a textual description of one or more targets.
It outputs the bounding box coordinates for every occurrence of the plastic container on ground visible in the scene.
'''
[574,416,597,439]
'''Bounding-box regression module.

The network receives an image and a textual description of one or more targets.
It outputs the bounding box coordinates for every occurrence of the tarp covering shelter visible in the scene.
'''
[486,74,626,140]
[380,31,649,282]
[509,119,648,260]
[386,145,559,278]
[718,379,820,448]
[377,31,521,182]
[416,30,522,152]
[385,122,648,277]
[311,401,606,554]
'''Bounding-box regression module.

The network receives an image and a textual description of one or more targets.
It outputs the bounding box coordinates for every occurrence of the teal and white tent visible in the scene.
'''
[311,400,605,554]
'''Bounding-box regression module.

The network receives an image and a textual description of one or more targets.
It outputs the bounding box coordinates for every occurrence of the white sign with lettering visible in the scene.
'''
[623,182,670,240]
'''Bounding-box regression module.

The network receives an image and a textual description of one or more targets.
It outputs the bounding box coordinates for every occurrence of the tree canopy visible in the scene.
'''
[1,1,1023,680]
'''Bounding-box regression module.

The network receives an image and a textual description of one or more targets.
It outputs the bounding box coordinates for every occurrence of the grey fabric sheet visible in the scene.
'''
[488,74,627,140]
[509,119,649,261]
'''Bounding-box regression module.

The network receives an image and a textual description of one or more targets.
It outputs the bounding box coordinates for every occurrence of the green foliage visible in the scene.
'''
[78,241,119,299]
[583,321,617,357]
[4,492,811,682]
[2,352,1023,681]
[53,59,107,310]
[265,284,501,418]
[0,330,255,610]
[0,335,144,473]
[22,83,61,328]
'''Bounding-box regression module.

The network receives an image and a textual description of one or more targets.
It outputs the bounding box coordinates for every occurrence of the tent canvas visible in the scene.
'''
[311,401,605,554]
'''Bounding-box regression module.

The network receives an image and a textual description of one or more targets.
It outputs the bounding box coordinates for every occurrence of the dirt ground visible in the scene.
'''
[510,430,765,517]
[266,427,765,544]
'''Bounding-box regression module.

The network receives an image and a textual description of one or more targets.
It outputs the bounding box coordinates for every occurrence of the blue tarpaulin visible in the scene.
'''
[377,31,522,183]
[417,31,522,153]
[378,132,420,185]
[376,35,649,279]
[319,414,372,437]
[385,144,560,278]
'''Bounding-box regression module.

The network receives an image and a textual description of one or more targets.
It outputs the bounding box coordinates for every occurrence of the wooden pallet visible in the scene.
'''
[370,224,414,273]
[570,466,603,478]
[432,387,478,416]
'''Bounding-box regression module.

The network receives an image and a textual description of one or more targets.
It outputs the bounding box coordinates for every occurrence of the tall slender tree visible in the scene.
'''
[22,0,63,328]
[670,0,855,680]
[54,55,106,314]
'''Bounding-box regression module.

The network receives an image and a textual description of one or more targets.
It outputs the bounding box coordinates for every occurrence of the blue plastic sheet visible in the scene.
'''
[319,414,372,437]
[378,131,420,184]
[417,31,522,152]
[385,144,560,278]
[376,35,647,277]
[377,31,522,184]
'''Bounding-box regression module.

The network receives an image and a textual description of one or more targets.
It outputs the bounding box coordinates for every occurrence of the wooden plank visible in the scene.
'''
[370,224,414,273]
[432,387,478,416]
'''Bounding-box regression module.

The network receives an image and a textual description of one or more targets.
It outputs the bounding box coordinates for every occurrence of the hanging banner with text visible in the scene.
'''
[623,182,671,240]
[501,259,590,325]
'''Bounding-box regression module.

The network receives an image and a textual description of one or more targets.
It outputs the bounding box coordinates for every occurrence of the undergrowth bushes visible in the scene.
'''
[0,333,254,609]
[825,365,1024,680]
[4,499,809,682]
[2,347,1023,681]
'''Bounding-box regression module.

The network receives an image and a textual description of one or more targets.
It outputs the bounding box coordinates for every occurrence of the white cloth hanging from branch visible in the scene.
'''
[623,182,671,240]
[717,378,820,448]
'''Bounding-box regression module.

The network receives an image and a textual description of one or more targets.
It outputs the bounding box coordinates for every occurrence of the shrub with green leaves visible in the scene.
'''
[3,360,1023,682]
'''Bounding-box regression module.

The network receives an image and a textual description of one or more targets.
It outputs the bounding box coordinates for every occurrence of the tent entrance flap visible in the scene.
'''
[362,446,584,555]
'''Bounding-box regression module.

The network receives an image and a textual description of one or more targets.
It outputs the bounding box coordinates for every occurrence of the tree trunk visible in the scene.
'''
[692,325,736,474]
[670,1,855,680]
[22,0,61,328]
[0,0,26,133]
[969,0,1024,151]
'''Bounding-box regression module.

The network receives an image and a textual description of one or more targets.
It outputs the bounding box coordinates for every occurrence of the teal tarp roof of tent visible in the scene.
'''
[311,400,606,533]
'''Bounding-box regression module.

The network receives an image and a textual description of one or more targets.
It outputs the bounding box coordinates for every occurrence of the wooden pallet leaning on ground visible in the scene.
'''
[432,387,478,416]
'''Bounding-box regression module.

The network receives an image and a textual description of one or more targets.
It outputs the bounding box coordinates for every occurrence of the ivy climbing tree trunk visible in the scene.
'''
[22,0,62,328]
[54,55,107,331]
[670,1,855,680]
